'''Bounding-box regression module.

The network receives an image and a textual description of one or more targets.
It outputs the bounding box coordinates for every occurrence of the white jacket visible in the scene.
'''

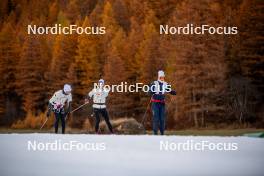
[49,90,72,108]
[152,80,169,94]
[88,88,109,109]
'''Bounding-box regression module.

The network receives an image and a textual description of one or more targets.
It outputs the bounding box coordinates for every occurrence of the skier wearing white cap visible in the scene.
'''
[149,70,176,135]
[46,84,72,134]
[85,79,113,134]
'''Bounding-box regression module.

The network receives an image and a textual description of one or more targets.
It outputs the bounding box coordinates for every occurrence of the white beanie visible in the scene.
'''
[63,84,72,92]
[98,79,104,84]
[158,70,165,77]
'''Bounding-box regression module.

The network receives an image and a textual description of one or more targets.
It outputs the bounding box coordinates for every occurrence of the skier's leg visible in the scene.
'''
[61,113,66,134]
[159,104,165,135]
[102,109,113,133]
[54,113,60,134]
[94,109,101,133]
[152,103,159,135]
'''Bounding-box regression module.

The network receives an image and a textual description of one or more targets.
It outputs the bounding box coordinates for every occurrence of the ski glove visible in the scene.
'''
[170,90,177,95]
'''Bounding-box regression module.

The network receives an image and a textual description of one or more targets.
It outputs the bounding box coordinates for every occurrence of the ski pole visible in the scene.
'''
[40,118,48,130]
[70,101,90,114]
[65,101,90,120]
[140,98,152,127]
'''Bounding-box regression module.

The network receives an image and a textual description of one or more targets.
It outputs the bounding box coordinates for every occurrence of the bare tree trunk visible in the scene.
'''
[239,111,243,125]
[194,111,198,128]
[201,111,205,127]
[192,88,199,128]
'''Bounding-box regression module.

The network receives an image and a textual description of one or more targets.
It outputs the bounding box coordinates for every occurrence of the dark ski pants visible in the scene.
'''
[54,112,66,134]
[152,102,165,135]
[94,108,113,133]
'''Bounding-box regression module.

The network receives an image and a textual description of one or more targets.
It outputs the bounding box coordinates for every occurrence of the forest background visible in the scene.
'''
[0,0,263,130]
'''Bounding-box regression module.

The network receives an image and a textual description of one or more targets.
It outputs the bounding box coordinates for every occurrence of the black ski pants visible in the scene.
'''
[94,108,113,133]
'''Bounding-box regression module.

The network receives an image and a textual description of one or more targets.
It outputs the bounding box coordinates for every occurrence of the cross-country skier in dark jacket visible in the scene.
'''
[149,70,176,135]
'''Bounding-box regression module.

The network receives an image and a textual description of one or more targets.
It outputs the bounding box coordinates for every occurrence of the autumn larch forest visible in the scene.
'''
[0,0,263,130]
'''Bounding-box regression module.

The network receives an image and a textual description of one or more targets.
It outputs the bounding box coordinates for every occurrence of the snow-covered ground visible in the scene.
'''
[0,134,263,176]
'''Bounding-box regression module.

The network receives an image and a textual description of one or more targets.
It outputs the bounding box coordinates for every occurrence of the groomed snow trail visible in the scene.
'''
[0,134,263,176]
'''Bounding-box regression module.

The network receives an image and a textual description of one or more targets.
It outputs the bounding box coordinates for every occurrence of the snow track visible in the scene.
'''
[0,134,263,176]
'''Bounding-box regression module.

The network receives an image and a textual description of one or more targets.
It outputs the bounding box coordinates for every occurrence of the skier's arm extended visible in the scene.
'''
[104,88,109,97]
[49,91,58,105]
[88,89,95,98]
[46,92,57,118]
[169,90,177,95]
[65,92,72,117]
[85,89,94,103]
[165,85,177,95]
[66,102,71,115]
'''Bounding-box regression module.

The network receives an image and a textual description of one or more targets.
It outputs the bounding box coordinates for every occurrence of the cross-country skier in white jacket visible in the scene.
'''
[46,84,72,134]
[85,79,113,134]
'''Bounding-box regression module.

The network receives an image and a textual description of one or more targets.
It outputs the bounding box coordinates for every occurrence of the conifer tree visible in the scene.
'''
[47,1,59,24]
[0,22,20,124]
[166,0,227,128]
[103,28,128,117]
[136,10,161,83]
[49,11,78,92]
[68,17,101,102]
[101,1,120,49]
[16,35,46,113]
